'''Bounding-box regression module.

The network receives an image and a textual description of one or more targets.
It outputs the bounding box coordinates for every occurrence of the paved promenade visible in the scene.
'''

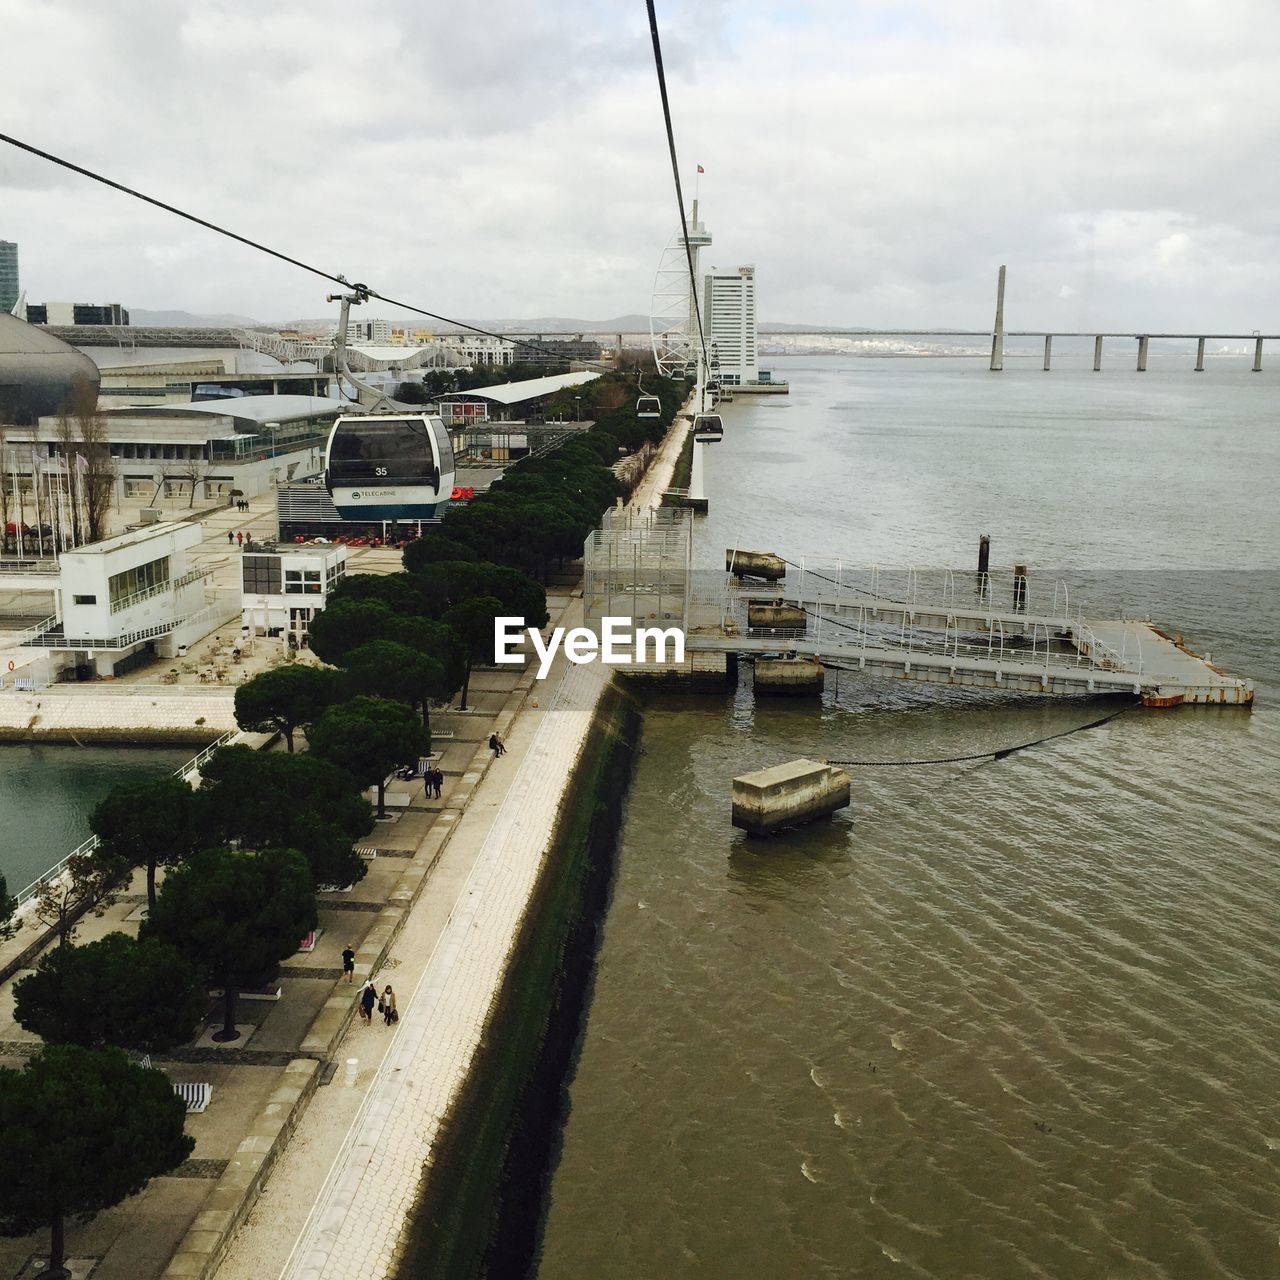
[213,402,694,1279]
[285,657,607,1280]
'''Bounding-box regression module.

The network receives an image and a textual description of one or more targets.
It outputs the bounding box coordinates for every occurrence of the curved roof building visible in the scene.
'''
[0,312,100,424]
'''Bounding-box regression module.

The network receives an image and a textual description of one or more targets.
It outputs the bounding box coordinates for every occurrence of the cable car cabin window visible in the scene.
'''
[328,418,440,488]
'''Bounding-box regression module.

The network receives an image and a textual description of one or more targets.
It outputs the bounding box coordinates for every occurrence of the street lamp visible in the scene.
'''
[574,395,582,422]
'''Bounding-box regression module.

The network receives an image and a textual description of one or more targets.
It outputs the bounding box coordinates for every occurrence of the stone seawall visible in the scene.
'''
[393,679,641,1279]
[0,689,237,743]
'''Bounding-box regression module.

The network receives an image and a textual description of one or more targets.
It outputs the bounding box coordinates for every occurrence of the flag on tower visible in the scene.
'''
[697,164,705,174]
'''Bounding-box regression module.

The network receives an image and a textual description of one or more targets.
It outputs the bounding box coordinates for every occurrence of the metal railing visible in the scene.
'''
[22,593,241,651]
[12,729,237,909]
[0,559,61,575]
[109,567,206,614]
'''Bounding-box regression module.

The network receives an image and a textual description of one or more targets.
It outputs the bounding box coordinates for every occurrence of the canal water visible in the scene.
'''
[0,744,195,898]
[537,356,1280,1278]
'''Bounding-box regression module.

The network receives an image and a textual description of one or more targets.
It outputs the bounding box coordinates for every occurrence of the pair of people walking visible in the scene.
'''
[424,766,444,799]
[358,978,398,1027]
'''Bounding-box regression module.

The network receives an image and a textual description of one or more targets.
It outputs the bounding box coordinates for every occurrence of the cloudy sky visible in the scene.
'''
[1,0,1277,330]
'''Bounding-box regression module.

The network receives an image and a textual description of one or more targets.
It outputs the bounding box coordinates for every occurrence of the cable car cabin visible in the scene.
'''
[692,413,724,444]
[325,414,456,519]
[636,395,662,419]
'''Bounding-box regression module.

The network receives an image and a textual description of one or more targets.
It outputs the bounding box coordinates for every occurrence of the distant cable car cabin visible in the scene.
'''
[692,413,724,444]
[636,395,662,419]
[325,413,456,519]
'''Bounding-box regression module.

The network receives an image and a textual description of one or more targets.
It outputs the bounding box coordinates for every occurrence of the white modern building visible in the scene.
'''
[703,264,759,386]
[241,542,347,642]
[1,394,340,518]
[23,521,239,679]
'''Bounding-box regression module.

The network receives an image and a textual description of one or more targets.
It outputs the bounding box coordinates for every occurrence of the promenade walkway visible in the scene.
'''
[214,401,693,1280]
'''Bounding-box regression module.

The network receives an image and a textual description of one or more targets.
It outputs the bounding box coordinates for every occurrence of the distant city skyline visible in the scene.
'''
[2,1,1278,331]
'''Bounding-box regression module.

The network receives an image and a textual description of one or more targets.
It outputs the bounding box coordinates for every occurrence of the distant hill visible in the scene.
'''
[282,313,653,334]
[130,308,262,328]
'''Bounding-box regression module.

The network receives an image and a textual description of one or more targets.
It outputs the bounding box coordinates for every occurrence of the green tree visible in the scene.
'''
[13,933,206,1053]
[89,774,197,910]
[307,598,401,667]
[233,664,344,752]
[0,1044,192,1277]
[402,534,477,571]
[344,638,443,716]
[142,846,316,1043]
[309,696,429,819]
[0,872,16,942]
[443,594,504,710]
[195,746,371,889]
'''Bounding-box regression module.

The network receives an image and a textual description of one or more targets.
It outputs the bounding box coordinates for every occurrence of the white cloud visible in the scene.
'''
[1,0,1278,328]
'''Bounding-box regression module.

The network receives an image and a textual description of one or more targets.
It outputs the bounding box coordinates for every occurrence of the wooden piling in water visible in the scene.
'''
[977,535,990,575]
[1013,563,1028,611]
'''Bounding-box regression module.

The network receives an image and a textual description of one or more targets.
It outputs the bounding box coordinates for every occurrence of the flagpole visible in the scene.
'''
[10,454,24,559]
[31,451,43,558]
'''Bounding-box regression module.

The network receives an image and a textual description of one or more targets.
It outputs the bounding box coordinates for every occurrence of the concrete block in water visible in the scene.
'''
[732,758,850,835]
[754,657,824,695]
[747,602,807,630]
[727,549,786,580]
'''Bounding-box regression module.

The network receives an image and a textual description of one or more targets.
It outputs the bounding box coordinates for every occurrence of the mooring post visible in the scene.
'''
[1043,334,1052,371]
[1093,335,1103,371]
[1137,335,1149,372]
[977,534,990,575]
[1195,337,1206,372]
[1253,336,1263,372]
[989,265,1006,371]
[1013,563,1027,611]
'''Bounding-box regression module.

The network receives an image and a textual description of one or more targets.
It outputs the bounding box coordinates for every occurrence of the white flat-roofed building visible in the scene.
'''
[703,265,758,386]
[2,394,340,512]
[241,541,347,642]
[25,521,240,678]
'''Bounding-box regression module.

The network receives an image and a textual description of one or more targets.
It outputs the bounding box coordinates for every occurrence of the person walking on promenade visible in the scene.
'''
[358,978,377,1025]
[380,984,398,1027]
[430,767,443,799]
[342,945,356,983]
[236,531,244,549]
[227,530,234,545]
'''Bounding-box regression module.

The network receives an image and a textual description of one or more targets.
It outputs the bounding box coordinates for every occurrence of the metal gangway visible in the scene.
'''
[704,558,1254,706]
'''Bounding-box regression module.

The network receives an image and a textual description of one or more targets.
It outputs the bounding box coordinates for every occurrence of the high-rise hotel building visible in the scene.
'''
[0,241,18,314]
[702,264,758,386]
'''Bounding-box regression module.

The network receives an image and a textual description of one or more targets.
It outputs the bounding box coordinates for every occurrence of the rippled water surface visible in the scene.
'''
[0,744,194,895]
[538,357,1280,1279]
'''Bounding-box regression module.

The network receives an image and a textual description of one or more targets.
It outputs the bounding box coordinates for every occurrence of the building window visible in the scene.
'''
[108,555,170,608]
[242,555,282,594]
[72,594,97,605]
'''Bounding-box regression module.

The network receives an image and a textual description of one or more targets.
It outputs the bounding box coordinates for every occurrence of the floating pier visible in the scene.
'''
[728,549,787,580]
[714,559,1254,707]
[753,656,825,696]
[732,759,850,835]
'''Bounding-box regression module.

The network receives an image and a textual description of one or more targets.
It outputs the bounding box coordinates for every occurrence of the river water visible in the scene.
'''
[0,744,195,898]
[537,356,1280,1278]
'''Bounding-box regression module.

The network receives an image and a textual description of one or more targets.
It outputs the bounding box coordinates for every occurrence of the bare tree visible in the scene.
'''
[56,375,115,543]
[178,454,210,509]
[31,850,122,949]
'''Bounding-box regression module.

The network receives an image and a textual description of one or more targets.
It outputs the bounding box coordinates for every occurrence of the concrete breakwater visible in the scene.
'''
[0,687,237,744]
[394,680,641,1279]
